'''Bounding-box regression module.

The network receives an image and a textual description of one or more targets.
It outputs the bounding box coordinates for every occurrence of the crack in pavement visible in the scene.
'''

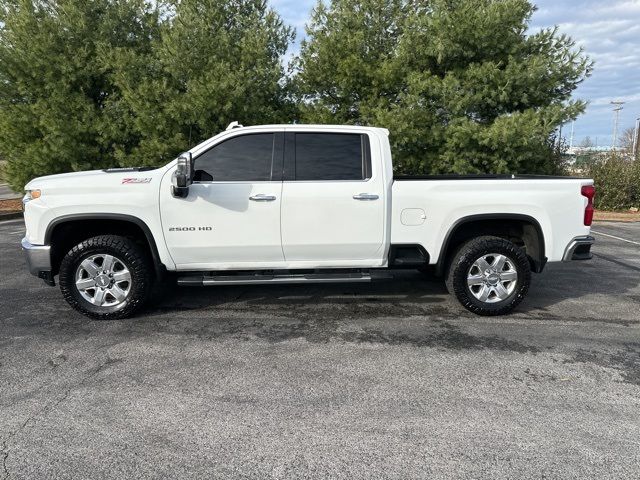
[1,446,8,480]
[0,356,116,479]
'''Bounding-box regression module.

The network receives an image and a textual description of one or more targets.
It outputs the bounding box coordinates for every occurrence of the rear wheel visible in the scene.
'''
[59,235,152,320]
[445,236,531,316]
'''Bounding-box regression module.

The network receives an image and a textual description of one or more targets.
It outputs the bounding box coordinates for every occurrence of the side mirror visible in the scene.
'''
[172,152,193,198]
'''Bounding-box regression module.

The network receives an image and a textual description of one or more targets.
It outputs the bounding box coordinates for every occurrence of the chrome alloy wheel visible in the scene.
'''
[74,254,132,307]
[466,253,518,303]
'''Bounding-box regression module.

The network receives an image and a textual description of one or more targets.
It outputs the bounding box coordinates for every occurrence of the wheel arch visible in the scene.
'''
[45,213,164,278]
[436,214,546,275]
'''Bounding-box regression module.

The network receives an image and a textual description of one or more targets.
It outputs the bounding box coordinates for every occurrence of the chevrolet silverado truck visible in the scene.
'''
[21,123,595,319]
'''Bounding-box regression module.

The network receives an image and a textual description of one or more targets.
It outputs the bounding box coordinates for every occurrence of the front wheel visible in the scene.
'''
[445,236,531,316]
[59,235,152,320]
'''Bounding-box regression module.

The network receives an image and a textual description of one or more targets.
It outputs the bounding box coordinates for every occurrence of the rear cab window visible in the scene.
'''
[285,132,372,181]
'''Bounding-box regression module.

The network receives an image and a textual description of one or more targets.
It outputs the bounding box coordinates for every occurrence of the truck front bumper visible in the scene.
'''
[21,237,55,285]
[562,235,595,261]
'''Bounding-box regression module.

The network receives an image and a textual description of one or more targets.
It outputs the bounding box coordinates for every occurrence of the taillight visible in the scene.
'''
[581,185,595,226]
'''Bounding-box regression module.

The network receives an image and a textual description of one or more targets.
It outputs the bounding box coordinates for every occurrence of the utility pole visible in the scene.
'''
[611,101,625,150]
[558,123,563,148]
[569,121,575,149]
[633,117,640,159]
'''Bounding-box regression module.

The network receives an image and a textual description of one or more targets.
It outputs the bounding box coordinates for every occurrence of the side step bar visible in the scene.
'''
[177,271,373,286]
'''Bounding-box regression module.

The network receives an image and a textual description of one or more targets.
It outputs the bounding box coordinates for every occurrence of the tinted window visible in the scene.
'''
[195,134,274,182]
[295,133,367,181]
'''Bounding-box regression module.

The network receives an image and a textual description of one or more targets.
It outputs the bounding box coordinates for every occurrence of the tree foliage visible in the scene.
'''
[0,0,593,189]
[295,0,592,175]
[0,0,159,189]
[106,0,294,166]
[587,154,640,210]
[0,0,293,189]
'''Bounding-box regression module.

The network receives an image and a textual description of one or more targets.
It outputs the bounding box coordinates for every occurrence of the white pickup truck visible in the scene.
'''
[21,123,595,319]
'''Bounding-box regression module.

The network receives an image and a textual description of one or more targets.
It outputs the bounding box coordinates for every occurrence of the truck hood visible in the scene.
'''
[25,167,165,191]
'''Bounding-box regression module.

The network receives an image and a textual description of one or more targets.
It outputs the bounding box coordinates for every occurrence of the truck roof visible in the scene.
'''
[224,122,390,136]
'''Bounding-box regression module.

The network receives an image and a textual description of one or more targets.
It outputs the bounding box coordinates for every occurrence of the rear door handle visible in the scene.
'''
[249,194,277,202]
[353,193,379,201]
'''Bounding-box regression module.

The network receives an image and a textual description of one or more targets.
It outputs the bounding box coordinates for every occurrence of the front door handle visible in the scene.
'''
[249,194,277,202]
[353,193,379,201]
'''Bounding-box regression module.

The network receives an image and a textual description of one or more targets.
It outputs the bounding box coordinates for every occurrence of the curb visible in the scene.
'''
[0,212,23,221]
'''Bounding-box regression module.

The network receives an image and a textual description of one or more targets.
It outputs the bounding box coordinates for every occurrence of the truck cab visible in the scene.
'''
[161,124,392,270]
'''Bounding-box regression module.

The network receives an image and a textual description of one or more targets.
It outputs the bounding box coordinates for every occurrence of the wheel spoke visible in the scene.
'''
[112,269,131,283]
[108,285,127,303]
[478,285,491,302]
[474,257,491,272]
[75,278,95,290]
[500,271,518,282]
[467,274,485,287]
[101,254,115,272]
[81,258,100,277]
[493,254,507,271]
[92,288,107,306]
[494,282,510,299]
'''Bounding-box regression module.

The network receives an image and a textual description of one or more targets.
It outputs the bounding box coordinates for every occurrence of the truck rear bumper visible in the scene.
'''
[562,235,595,261]
[21,237,55,285]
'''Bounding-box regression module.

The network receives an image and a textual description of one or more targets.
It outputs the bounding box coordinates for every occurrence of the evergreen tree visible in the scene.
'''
[107,0,294,166]
[0,0,158,189]
[0,0,293,188]
[295,0,592,175]
[0,0,593,187]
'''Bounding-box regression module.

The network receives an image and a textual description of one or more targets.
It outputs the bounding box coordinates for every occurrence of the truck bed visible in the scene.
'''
[394,174,580,180]
[390,175,593,264]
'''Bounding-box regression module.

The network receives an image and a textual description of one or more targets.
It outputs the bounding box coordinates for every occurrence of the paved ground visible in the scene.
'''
[0,184,19,201]
[1,219,639,479]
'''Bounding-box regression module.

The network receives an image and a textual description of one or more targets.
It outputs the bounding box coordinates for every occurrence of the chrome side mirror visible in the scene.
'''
[172,152,193,198]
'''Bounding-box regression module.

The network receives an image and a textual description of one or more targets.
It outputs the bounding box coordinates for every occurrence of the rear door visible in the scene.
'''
[280,131,385,264]
[160,131,285,268]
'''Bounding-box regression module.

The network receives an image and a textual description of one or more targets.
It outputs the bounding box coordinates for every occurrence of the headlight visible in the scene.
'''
[23,189,41,205]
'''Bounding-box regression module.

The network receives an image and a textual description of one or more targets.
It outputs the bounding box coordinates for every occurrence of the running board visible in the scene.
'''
[177,271,373,286]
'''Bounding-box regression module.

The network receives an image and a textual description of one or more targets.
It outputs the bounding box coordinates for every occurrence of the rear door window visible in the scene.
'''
[294,133,370,181]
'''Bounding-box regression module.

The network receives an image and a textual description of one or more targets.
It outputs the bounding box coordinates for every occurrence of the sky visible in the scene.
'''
[270,0,640,147]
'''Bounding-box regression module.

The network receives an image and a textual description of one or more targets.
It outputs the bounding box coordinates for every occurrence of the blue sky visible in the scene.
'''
[270,0,640,147]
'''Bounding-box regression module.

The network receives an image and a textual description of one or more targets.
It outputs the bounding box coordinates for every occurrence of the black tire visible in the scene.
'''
[445,236,531,316]
[59,235,153,320]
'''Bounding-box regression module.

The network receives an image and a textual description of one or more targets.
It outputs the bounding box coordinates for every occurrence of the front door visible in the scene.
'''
[160,131,285,269]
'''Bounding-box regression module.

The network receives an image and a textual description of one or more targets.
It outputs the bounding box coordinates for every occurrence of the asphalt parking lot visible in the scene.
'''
[1,219,639,479]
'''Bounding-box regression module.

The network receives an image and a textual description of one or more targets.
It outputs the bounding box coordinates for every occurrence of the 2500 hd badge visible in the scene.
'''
[168,226,213,232]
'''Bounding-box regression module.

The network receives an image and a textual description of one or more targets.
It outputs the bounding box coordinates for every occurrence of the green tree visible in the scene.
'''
[108,0,294,166]
[587,154,640,210]
[0,0,159,190]
[295,0,592,175]
[0,0,294,189]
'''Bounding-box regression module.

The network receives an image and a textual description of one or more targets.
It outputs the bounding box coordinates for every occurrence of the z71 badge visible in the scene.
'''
[122,177,152,184]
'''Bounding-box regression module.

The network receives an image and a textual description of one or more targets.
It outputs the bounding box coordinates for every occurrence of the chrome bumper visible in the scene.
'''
[21,237,54,285]
[562,235,595,261]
